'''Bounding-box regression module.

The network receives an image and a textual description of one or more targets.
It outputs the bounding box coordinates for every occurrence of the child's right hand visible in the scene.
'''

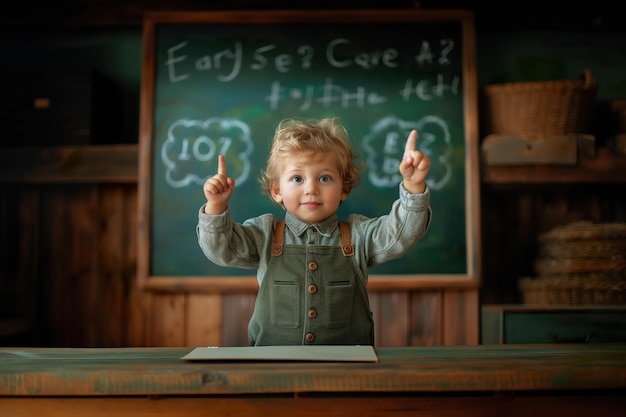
[399,129,429,194]
[203,154,235,214]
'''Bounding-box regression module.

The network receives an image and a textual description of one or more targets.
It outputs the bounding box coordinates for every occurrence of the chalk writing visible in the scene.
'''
[363,115,451,191]
[399,74,461,101]
[266,78,388,111]
[161,118,253,188]
[415,38,455,66]
[164,37,457,84]
[325,38,400,69]
[265,74,458,111]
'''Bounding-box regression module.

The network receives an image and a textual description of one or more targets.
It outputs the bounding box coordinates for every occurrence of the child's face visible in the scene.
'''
[271,151,348,224]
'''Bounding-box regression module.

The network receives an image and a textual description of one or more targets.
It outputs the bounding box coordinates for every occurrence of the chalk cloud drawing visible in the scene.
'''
[362,115,452,190]
[161,118,254,188]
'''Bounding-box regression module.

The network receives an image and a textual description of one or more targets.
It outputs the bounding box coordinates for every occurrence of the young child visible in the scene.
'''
[197,117,431,346]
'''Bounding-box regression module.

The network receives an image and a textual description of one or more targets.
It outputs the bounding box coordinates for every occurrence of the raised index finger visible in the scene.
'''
[404,130,418,156]
[217,154,228,176]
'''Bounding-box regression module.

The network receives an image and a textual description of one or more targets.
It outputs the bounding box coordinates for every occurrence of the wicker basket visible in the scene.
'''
[523,221,626,305]
[534,258,626,276]
[534,221,626,276]
[538,221,626,242]
[483,70,597,136]
[519,275,626,306]
[538,239,626,260]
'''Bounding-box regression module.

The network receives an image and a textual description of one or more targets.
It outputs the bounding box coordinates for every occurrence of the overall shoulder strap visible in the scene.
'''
[339,221,354,257]
[271,220,285,256]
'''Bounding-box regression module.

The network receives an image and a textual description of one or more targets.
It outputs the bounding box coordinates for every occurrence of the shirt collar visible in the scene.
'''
[284,212,339,237]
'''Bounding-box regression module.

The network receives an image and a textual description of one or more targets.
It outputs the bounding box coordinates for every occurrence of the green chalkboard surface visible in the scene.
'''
[138,10,480,291]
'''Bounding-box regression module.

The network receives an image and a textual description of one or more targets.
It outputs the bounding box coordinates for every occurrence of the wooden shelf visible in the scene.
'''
[0,145,138,184]
[481,148,626,185]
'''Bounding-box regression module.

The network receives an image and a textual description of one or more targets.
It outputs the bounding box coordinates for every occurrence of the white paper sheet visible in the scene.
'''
[181,345,378,362]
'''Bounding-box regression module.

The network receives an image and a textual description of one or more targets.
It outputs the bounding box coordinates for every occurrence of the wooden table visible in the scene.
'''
[1,344,625,416]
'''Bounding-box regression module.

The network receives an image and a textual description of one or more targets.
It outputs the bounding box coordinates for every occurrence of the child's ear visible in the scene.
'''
[341,188,350,201]
[270,184,283,204]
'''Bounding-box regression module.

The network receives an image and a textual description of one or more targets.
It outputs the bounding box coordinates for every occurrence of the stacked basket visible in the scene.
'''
[519,221,626,305]
[482,70,597,136]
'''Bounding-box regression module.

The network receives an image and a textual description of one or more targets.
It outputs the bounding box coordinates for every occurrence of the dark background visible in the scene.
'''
[1,1,624,32]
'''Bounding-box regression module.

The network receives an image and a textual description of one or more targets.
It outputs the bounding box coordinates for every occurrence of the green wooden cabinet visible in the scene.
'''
[481,305,626,344]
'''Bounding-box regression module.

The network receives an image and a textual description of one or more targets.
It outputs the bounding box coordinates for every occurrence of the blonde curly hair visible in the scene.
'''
[260,117,361,200]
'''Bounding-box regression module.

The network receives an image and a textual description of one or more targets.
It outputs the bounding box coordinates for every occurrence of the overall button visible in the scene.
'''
[307,284,317,294]
[308,261,318,271]
[307,308,317,318]
[305,332,315,342]
[309,226,317,233]
[271,244,283,256]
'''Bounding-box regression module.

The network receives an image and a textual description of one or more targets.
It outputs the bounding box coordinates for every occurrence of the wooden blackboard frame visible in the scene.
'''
[138,9,480,292]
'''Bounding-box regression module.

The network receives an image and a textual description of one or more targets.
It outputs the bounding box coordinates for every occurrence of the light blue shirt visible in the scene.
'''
[197,183,432,285]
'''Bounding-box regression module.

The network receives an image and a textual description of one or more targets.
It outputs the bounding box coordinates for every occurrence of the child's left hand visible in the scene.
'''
[398,130,430,194]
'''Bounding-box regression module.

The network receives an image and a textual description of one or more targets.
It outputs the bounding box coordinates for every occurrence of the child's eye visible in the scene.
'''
[319,175,331,183]
[290,175,303,183]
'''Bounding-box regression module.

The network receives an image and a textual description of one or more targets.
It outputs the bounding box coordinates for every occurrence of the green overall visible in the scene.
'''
[248,221,375,346]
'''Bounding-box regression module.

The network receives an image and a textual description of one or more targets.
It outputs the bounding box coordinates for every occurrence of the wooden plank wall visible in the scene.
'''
[0,183,478,348]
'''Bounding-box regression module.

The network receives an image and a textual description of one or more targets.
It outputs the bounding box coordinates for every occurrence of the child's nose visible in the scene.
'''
[305,182,319,195]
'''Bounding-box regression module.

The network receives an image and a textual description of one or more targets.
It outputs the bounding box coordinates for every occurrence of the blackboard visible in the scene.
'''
[138,10,480,291]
